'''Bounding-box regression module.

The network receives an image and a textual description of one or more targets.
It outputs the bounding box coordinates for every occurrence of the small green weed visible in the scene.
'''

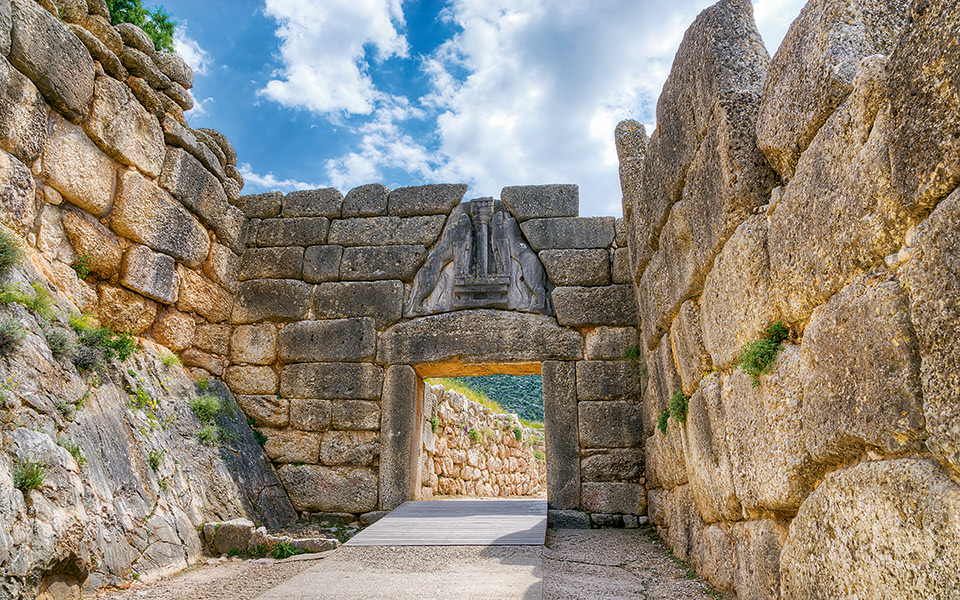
[28,283,53,320]
[197,425,220,446]
[55,398,78,421]
[129,386,158,415]
[190,394,222,425]
[657,410,670,434]
[253,428,267,447]
[148,449,164,472]
[513,423,523,441]
[737,321,790,387]
[533,449,545,461]
[197,378,210,392]
[0,318,26,356]
[624,344,643,362]
[669,389,689,424]
[44,327,74,360]
[430,416,439,433]
[71,255,91,279]
[160,351,181,367]
[59,440,88,469]
[13,458,47,491]
[70,314,139,371]
[467,426,481,443]
[0,229,23,274]
[271,541,308,560]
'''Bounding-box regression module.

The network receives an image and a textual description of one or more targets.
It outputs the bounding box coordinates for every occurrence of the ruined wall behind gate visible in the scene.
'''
[620,0,960,597]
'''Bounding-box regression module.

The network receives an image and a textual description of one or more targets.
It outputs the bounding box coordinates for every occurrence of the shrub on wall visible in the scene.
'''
[106,0,176,52]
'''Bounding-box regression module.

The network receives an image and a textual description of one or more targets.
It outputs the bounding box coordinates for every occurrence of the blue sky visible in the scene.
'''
[164,0,806,217]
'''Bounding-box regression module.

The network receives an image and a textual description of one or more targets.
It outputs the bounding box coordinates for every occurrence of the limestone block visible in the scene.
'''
[0,0,9,55]
[126,74,162,118]
[181,348,224,376]
[801,274,925,464]
[722,346,819,512]
[193,128,227,168]
[379,365,418,510]
[699,524,735,595]
[520,217,615,250]
[539,249,609,286]
[194,323,230,355]
[576,360,638,401]
[114,22,152,52]
[662,484,704,562]
[584,326,637,361]
[225,365,277,396]
[236,395,287,429]
[302,245,343,283]
[0,54,45,164]
[97,284,156,334]
[377,310,582,365]
[395,215,447,247]
[547,510,590,529]
[279,465,378,513]
[85,75,164,178]
[37,203,74,263]
[111,170,210,268]
[150,307,194,351]
[552,285,638,328]
[230,324,277,365]
[205,518,255,555]
[280,363,383,400]
[9,0,94,121]
[500,184,579,221]
[120,244,178,304]
[542,361,580,510]
[176,266,232,323]
[644,420,688,490]
[387,184,465,217]
[611,247,631,284]
[289,398,332,432]
[256,217,329,247]
[204,244,240,294]
[239,246,304,281]
[278,318,376,363]
[581,482,645,514]
[153,50,192,89]
[236,191,282,219]
[343,183,388,217]
[578,401,644,449]
[769,57,908,323]
[232,279,312,324]
[683,374,740,523]
[332,399,380,431]
[339,245,426,282]
[66,25,126,86]
[264,430,320,464]
[671,298,712,396]
[164,81,192,111]
[312,280,402,329]
[320,431,379,467]
[900,188,960,473]
[43,114,117,217]
[282,188,342,218]
[81,15,121,53]
[580,449,644,482]
[0,149,35,236]
[732,519,789,600]
[119,47,170,89]
[643,333,680,437]
[328,215,446,247]
[780,459,960,600]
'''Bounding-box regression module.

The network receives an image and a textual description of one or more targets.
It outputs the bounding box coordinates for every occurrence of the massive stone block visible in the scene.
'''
[644,420,688,490]
[278,318,376,363]
[552,285,637,328]
[9,0,94,121]
[342,183,388,217]
[732,519,789,600]
[387,184,466,217]
[584,326,637,361]
[0,0,10,56]
[328,216,445,247]
[683,374,740,523]
[339,245,426,282]
[500,184,579,221]
[580,449,644,482]
[43,114,118,217]
[237,191,282,219]
[85,75,164,178]
[379,365,418,510]
[280,363,383,400]
[282,188,342,218]
[151,307,194,352]
[699,524,736,595]
[302,245,343,283]
[671,298,712,396]
[256,217,329,247]
[239,246,304,281]
[575,360,638,401]
[231,324,278,365]
[232,279,312,324]
[225,365,278,396]
[520,217,615,250]
[578,401,644,449]
[0,149,34,236]
[643,333,681,437]
[289,398,332,432]
[97,284,156,334]
[176,266,232,323]
[119,244,178,304]
[543,361,579,510]
[237,395,288,428]
[780,459,960,599]
[581,482,645,515]
[312,280,403,329]
[0,54,45,164]
[332,399,380,431]
[111,170,210,268]
[661,484,705,562]
[204,243,240,294]
[278,465,378,513]
[320,431,379,467]
[377,310,582,366]
[539,249,609,286]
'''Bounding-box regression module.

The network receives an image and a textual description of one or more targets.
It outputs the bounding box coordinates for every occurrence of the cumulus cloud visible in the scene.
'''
[260,0,409,114]
[753,0,808,53]
[238,163,319,193]
[174,28,211,75]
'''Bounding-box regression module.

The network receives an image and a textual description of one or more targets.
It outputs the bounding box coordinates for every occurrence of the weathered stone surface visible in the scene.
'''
[114,22,152,52]
[263,429,320,464]
[43,114,118,217]
[230,324,277,365]
[239,246,304,281]
[153,50,193,89]
[611,247,631,284]
[126,74,162,118]
[194,323,230,355]
[331,399,380,431]
[328,215,445,247]
[644,333,681,438]
[204,244,240,294]
[307,281,401,331]
[580,449,644,482]
[112,170,210,268]
[644,419,688,490]
[757,0,909,180]
[176,266,233,323]
[257,217,329,247]
[119,47,170,90]
[320,431,379,467]
[539,249,610,286]
[279,465,378,513]
[0,0,9,55]
[700,214,782,368]
[501,184,579,221]
[204,518,255,555]
[543,361,580,510]
[237,395,288,428]
[377,310,582,365]
[780,459,960,600]
[342,183,388,217]
[225,365,278,396]
[699,524,736,595]
[151,307,194,351]
[553,285,637,328]
[520,217,615,250]
[278,319,376,363]
[289,398,332,432]
[661,484,705,562]
[68,22,126,80]
[801,274,925,464]
[547,510,590,529]
[584,326,637,361]
[0,149,35,236]
[181,348,225,376]
[579,401,644,449]
[581,482,645,515]
[237,192,282,219]
[576,361,638,401]
[281,363,383,400]
[9,0,94,121]
[0,54,45,164]
[900,187,960,474]
[98,284,156,334]
[120,244,178,304]
[379,365,418,510]
[339,245,426,282]
[769,57,907,323]
[232,279,312,324]
[387,184,465,217]
[282,188,342,218]
[302,245,343,283]
[81,14,121,53]
[671,298,712,396]
[683,374,740,523]
[36,203,74,263]
[85,75,164,177]
[732,519,789,600]
[165,81,193,111]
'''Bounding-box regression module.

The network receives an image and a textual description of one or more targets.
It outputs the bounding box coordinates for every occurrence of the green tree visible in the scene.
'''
[105,0,175,52]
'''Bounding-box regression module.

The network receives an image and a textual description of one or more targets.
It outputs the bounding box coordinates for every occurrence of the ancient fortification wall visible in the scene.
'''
[620,0,960,597]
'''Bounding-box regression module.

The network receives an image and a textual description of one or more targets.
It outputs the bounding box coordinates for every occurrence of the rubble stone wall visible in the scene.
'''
[620,0,960,598]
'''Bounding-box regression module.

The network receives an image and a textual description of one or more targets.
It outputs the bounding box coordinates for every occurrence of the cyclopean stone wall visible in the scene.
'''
[419,383,546,499]
[620,0,960,597]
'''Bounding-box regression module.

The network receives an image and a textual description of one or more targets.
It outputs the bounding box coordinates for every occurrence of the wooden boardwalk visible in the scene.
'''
[345,499,547,546]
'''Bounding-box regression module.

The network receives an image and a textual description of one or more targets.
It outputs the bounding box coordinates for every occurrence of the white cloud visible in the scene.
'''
[753,0,808,54]
[174,28,211,75]
[238,163,319,193]
[260,0,409,115]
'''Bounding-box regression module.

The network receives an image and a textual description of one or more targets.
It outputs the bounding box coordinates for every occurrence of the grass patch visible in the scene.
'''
[69,314,139,373]
[271,541,308,560]
[0,229,23,274]
[59,440,88,469]
[0,283,54,320]
[429,416,439,433]
[148,448,164,471]
[512,423,523,441]
[657,410,670,434]
[71,255,91,279]
[533,449,545,461]
[668,389,689,424]
[44,327,75,360]
[736,321,790,387]
[160,351,181,367]
[0,319,26,356]
[13,458,46,491]
[467,426,481,444]
[197,425,220,446]
[190,394,222,425]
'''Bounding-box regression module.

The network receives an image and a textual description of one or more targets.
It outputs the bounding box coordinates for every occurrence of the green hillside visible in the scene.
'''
[450,375,543,423]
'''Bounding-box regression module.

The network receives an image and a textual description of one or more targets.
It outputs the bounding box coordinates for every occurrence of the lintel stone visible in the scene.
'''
[520,217,616,250]
[501,184,579,221]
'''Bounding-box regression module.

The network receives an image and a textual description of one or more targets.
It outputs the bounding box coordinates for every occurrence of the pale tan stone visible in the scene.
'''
[263,429,320,464]
[230,324,277,365]
[42,113,117,217]
[150,307,194,351]
[61,208,122,280]
[97,284,156,334]
[176,265,233,323]
[225,365,278,396]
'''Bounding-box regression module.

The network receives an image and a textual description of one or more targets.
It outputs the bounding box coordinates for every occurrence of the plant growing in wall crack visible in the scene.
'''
[736,321,790,386]
[669,389,689,424]
[657,410,670,434]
